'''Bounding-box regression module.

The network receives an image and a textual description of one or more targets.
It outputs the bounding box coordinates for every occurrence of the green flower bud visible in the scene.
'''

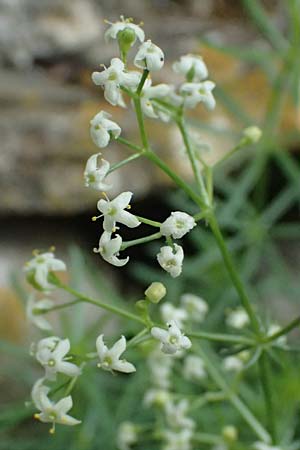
[144,282,167,303]
[118,27,136,62]
[222,425,238,443]
[243,126,262,144]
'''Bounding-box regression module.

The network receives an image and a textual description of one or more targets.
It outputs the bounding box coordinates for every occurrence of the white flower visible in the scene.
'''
[226,307,249,329]
[35,336,81,381]
[32,379,81,433]
[254,442,282,450]
[140,79,172,120]
[163,429,193,450]
[92,58,141,106]
[94,231,129,267]
[267,324,287,347]
[151,320,191,355]
[180,293,208,322]
[164,399,195,430]
[180,81,216,110]
[84,153,112,191]
[97,191,141,232]
[90,111,121,148]
[104,16,145,45]
[183,355,206,381]
[223,356,243,373]
[96,334,136,373]
[148,345,174,389]
[144,388,170,407]
[160,303,187,327]
[134,40,164,71]
[117,421,138,450]
[157,244,184,278]
[26,295,54,331]
[160,212,196,239]
[173,54,208,81]
[24,251,66,292]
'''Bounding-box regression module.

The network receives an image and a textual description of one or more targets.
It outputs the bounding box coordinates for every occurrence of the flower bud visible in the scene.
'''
[145,282,167,303]
[222,425,238,443]
[118,27,136,61]
[243,126,262,144]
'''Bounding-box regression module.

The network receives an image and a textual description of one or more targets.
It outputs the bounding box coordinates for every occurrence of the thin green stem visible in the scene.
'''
[116,136,144,153]
[136,69,149,95]
[134,95,149,150]
[193,433,222,445]
[188,331,254,346]
[121,232,162,250]
[208,214,261,335]
[108,153,142,173]
[263,316,300,344]
[40,299,82,313]
[136,216,161,227]
[258,352,277,443]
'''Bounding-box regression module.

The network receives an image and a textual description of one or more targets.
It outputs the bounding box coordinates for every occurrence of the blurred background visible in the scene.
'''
[1,0,300,449]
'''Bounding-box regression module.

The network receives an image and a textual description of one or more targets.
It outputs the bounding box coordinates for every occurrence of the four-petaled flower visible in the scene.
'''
[104,16,145,45]
[35,336,81,381]
[160,212,196,239]
[23,251,66,292]
[96,334,136,373]
[90,111,121,148]
[157,244,184,278]
[97,191,140,232]
[173,54,208,81]
[151,320,191,355]
[26,295,54,331]
[84,153,112,191]
[180,81,216,110]
[32,379,81,433]
[134,40,164,72]
[92,58,141,106]
[94,231,129,267]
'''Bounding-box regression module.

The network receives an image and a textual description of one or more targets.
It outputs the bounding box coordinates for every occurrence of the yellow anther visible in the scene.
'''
[49,245,56,252]
[34,413,40,420]
[92,216,97,222]
[127,204,131,209]
[32,249,40,256]
[49,427,55,435]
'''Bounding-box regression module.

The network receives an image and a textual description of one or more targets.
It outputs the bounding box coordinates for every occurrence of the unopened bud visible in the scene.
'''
[243,126,262,144]
[118,28,136,61]
[222,425,238,443]
[144,282,167,303]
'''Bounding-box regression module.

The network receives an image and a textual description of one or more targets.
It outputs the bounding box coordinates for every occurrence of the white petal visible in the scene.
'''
[53,338,70,360]
[55,395,73,414]
[117,210,141,228]
[96,334,107,360]
[110,335,126,360]
[151,327,168,342]
[113,360,136,373]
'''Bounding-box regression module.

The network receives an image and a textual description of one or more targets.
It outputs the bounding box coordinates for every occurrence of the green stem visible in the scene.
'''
[116,136,144,153]
[193,433,222,445]
[188,331,254,346]
[108,153,142,173]
[40,299,82,313]
[121,232,162,250]
[208,214,261,335]
[198,346,271,443]
[258,352,277,443]
[134,95,149,150]
[136,216,161,227]
[136,69,149,95]
[263,316,300,344]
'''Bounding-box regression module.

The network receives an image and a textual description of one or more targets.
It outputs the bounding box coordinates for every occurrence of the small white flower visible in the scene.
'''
[32,379,81,433]
[173,54,208,81]
[165,399,195,430]
[151,320,191,355]
[96,334,136,373]
[26,295,54,331]
[35,336,81,381]
[254,442,282,450]
[163,429,193,450]
[117,421,138,450]
[180,81,216,110]
[267,324,287,347]
[160,211,196,239]
[134,40,164,71]
[97,191,141,232]
[92,58,141,106]
[183,355,206,381]
[180,293,208,322]
[24,252,66,292]
[160,303,187,327]
[104,16,145,45]
[90,111,121,148]
[223,356,243,373]
[144,388,170,407]
[226,307,249,329]
[157,244,184,278]
[84,153,112,191]
[140,79,172,120]
[94,231,129,267]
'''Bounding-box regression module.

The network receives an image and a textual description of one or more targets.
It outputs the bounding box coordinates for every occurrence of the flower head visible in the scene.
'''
[117,421,138,450]
[97,191,140,232]
[140,79,172,120]
[180,80,216,110]
[96,334,136,373]
[84,153,112,191]
[144,388,170,407]
[26,295,54,331]
[160,212,196,239]
[24,251,66,292]
[164,399,195,430]
[151,320,191,355]
[92,58,141,106]
[223,355,243,373]
[160,303,187,328]
[94,231,129,267]
[157,244,184,278]
[226,307,249,329]
[32,379,81,433]
[180,293,208,322]
[35,336,81,380]
[173,54,208,81]
[134,40,164,71]
[183,355,206,381]
[163,428,193,450]
[90,111,121,148]
[104,16,145,45]
[148,345,174,389]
